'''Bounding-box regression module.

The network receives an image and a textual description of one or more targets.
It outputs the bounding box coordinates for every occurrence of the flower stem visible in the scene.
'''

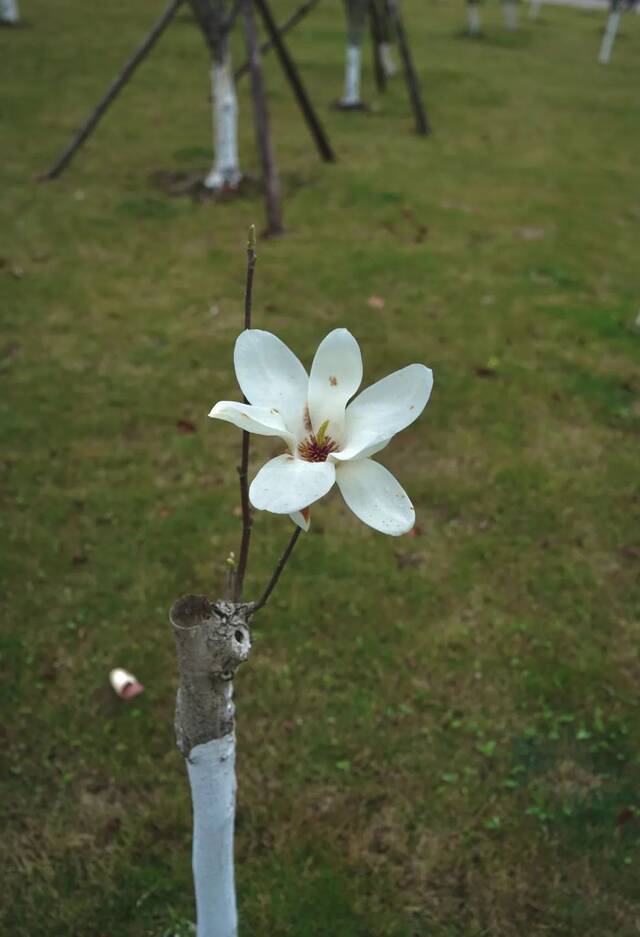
[250,526,301,616]
[233,226,257,602]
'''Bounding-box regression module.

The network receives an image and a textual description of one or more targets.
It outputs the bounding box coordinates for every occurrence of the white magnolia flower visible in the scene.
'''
[209,329,433,535]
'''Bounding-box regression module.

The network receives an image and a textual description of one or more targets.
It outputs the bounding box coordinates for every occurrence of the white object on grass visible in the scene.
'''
[598,8,621,63]
[109,667,144,699]
[0,0,20,23]
[187,734,238,937]
[341,44,362,105]
[205,54,242,191]
[209,328,433,536]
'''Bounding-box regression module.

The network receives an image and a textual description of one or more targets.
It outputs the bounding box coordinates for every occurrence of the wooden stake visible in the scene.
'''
[369,0,388,94]
[234,0,320,81]
[41,0,183,181]
[239,0,284,235]
[384,0,430,136]
[253,0,335,163]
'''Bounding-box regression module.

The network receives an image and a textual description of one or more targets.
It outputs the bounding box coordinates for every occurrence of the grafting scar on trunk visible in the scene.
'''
[171,594,251,756]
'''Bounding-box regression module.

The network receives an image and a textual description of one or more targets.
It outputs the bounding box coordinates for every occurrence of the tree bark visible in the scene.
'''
[205,51,242,190]
[341,0,368,105]
[171,595,252,937]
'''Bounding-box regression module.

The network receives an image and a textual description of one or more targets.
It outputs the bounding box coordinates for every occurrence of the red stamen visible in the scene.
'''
[298,433,339,462]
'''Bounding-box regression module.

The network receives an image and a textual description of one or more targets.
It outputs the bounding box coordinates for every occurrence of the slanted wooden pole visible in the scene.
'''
[41,0,183,181]
[384,0,430,135]
[369,0,388,93]
[253,0,335,163]
[234,0,321,81]
[239,0,284,235]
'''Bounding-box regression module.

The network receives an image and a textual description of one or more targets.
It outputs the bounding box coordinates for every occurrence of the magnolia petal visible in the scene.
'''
[336,458,415,535]
[234,330,309,440]
[250,455,335,514]
[289,508,311,532]
[335,364,433,461]
[307,328,363,442]
[209,401,295,447]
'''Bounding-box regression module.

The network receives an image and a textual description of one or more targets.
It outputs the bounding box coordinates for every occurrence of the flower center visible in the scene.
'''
[297,419,339,463]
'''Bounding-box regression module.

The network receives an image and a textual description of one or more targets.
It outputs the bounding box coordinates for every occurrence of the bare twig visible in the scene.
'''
[249,526,302,616]
[233,225,257,602]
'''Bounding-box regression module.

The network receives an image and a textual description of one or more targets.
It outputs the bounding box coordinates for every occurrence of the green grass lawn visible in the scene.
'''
[1,0,639,934]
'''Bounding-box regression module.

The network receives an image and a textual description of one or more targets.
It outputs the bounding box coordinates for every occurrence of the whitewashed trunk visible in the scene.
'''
[529,0,543,20]
[467,3,482,34]
[0,0,20,23]
[598,9,621,62]
[503,0,518,29]
[205,53,242,190]
[379,41,398,77]
[341,44,363,105]
[188,734,238,937]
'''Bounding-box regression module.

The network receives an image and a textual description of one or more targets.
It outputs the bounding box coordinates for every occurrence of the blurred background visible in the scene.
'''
[1,0,639,934]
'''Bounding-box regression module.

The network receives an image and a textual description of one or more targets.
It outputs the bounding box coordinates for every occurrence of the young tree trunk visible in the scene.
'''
[206,48,242,190]
[341,0,368,105]
[599,0,621,63]
[171,595,252,937]
[0,0,20,23]
[186,0,242,190]
[467,0,482,35]
[528,0,542,21]
[502,0,518,30]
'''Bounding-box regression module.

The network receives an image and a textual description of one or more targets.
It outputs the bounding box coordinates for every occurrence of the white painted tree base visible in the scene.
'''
[205,57,242,192]
[529,0,543,19]
[598,10,621,63]
[0,0,20,23]
[340,44,363,106]
[503,1,519,29]
[187,735,238,937]
[467,5,482,34]
[379,42,398,77]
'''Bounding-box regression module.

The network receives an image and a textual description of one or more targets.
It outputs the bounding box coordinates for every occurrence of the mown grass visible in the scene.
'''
[1,0,639,934]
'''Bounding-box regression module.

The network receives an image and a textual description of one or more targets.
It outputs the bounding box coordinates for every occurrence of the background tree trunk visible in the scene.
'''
[341,0,368,105]
[0,0,20,23]
[599,0,621,63]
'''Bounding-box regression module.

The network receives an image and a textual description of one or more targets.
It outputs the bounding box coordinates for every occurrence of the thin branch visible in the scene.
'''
[233,226,257,602]
[249,526,302,616]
